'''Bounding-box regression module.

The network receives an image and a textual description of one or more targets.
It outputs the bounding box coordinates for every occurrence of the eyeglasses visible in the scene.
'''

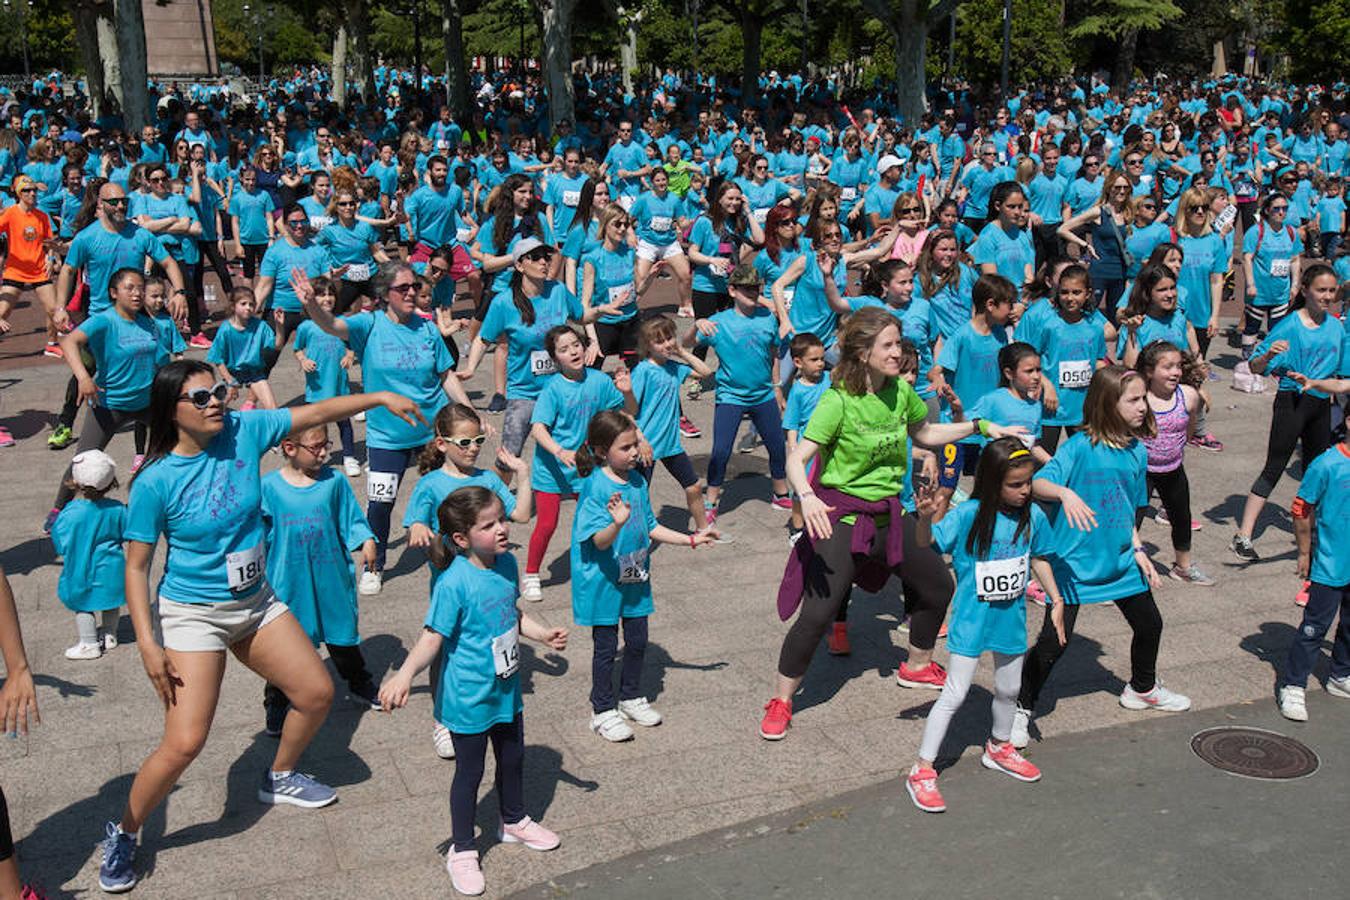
[1187,206,1206,214]
[286,218,308,227]
[295,438,331,455]
[17,187,36,194]
[336,200,356,207]
[438,434,487,449]
[101,197,129,206]
[1268,204,1289,211]
[1279,178,1297,185]
[1126,158,1144,166]
[178,382,230,409]
[148,176,166,183]
[898,206,921,214]
[317,133,331,139]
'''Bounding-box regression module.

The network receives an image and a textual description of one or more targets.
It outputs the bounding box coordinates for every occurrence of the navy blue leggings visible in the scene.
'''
[449,714,526,852]
[366,445,421,569]
[591,616,649,713]
[707,400,787,488]
[1282,582,1350,689]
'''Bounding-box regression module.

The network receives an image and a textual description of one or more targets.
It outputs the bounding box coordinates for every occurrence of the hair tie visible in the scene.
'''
[1008,448,1031,459]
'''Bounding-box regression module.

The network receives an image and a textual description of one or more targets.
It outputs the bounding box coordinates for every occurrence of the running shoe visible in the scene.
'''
[358,570,383,596]
[1025,579,1047,606]
[486,393,506,413]
[737,430,760,453]
[617,697,662,727]
[1168,563,1215,586]
[937,621,949,640]
[446,849,485,896]
[348,680,381,710]
[703,501,718,526]
[1294,580,1310,607]
[521,573,542,602]
[41,507,59,535]
[1188,433,1224,452]
[257,769,337,808]
[905,765,946,813]
[827,622,851,656]
[759,697,792,740]
[432,723,456,759]
[46,424,74,450]
[98,822,137,893]
[1155,508,1202,530]
[343,457,362,477]
[1277,685,1308,722]
[771,493,793,511]
[42,342,63,359]
[1010,706,1031,749]
[679,415,702,439]
[187,333,212,349]
[1230,533,1259,561]
[676,304,694,318]
[0,426,14,448]
[354,410,365,422]
[896,661,947,690]
[590,709,634,742]
[1119,682,1191,712]
[1327,675,1350,699]
[64,642,102,660]
[499,816,560,851]
[787,526,803,548]
[980,740,1042,782]
[130,454,145,474]
[20,885,47,899]
[102,633,118,651]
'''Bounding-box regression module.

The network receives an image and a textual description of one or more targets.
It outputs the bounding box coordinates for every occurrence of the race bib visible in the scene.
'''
[226,544,264,592]
[753,207,769,224]
[491,624,520,678]
[608,284,635,307]
[456,227,474,243]
[1270,258,1290,277]
[781,287,796,311]
[310,215,333,230]
[562,190,580,207]
[618,548,650,584]
[529,349,557,377]
[344,263,371,281]
[1058,359,1093,389]
[975,554,1028,603]
[649,215,673,233]
[617,196,635,212]
[840,187,858,202]
[367,471,399,503]
[436,139,450,151]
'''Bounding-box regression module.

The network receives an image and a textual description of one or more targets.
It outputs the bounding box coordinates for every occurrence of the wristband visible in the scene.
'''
[1133,546,1147,555]
[973,417,991,438]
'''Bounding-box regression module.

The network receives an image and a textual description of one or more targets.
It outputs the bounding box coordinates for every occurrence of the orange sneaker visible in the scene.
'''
[980,739,1042,782]
[896,661,947,690]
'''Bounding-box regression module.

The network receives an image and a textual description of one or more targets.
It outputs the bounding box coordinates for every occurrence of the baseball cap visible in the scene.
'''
[71,449,117,491]
[728,262,762,287]
[511,237,553,263]
[876,154,903,176]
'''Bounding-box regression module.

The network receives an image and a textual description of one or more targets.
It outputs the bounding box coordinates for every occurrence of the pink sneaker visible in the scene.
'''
[445,849,484,895]
[188,333,212,349]
[1025,579,1047,606]
[1295,580,1310,608]
[896,661,947,690]
[980,739,1042,782]
[906,765,946,813]
[0,426,14,448]
[759,697,792,740]
[240,400,256,411]
[771,493,793,511]
[498,816,559,851]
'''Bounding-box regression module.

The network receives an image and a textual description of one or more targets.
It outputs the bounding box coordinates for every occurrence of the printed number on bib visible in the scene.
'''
[344,263,370,282]
[1270,258,1290,277]
[492,625,520,678]
[649,215,673,233]
[608,284,635,307]
[753,207,769,224]
[976,554,1027,603]
[367,471,399,503]
[310,216,333,230]
[1058,359,1093,389]
[562,190,581,207]
[529,349,557,377]
[618,548,650,584]
[226,544,265,592]
[840,187,857,202]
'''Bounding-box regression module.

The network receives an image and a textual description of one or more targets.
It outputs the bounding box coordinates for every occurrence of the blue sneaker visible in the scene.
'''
[98,821,137,893]
[257,770,337,809]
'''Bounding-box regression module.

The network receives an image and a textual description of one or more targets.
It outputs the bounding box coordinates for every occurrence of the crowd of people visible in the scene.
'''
[0,63,1346,897]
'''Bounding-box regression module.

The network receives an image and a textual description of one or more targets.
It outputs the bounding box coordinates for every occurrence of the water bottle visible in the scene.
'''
[204,284,217,311]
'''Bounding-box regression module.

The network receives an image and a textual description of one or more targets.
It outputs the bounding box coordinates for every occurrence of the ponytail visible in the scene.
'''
[574,409,636,478]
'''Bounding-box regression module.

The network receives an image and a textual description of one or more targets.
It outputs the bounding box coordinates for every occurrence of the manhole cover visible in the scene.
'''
[1191,726,1319,780]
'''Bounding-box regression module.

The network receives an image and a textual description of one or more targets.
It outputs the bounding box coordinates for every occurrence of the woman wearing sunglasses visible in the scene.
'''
[294,262,471,595]
[315,188,390,315]
[95,359,422,894]
[254,202,342,367]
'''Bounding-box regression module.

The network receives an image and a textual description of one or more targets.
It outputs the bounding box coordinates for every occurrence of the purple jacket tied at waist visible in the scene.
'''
[776,486,905,621]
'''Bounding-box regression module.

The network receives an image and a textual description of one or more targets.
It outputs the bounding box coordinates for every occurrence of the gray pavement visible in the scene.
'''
[0,310,1337,898]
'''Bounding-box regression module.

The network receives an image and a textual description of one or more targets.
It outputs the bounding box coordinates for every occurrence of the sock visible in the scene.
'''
[270,769,293,781]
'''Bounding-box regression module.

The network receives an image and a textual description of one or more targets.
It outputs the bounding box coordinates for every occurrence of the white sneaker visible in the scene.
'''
[590,709,634,742]
[1278,686,1308,722]
[617,697,662,727]
[521,573,542,602]
[432,723,456,759]
[101,633,118,651]
[343,457,362,477]
[1010,706,1031,749]
[1326,675,1350,699]
[358,570,383,596]
[354,411,366,422]
[64,642,102,660]
[1119,682,1191,712]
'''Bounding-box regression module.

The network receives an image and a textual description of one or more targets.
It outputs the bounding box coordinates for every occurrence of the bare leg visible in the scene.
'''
[230,611,333,773]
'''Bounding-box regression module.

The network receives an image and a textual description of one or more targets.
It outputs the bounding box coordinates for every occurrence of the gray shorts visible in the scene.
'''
[500,398,537,458]
[155,585,288,652]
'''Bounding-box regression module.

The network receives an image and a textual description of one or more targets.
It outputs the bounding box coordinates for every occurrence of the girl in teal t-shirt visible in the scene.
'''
[905,438,1066,813]
[1031,265,1108,453]
[51,452,126,660]
[570,410,717,743]
[377,486,568,896]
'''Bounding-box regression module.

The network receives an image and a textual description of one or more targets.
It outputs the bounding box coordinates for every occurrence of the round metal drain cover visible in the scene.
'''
[1191,726,1319,780]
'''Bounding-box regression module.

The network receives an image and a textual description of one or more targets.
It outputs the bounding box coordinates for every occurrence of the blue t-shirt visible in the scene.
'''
[405,183,465,249]
[125,409,293,603]
[51,498,126,613]
[478,282,583,401]
[970,389,1043,447]
[1255,312,1346,398]
[782,373,831,435]
[1316,195,1345,234]
[1242,221,1303,308]
[971,222,1034,288]
[543,172,589,234]
[916,263,978,341]
[695,306,780,406]
[78,309,171,410]
[1297,445,1350,587]
[316,220,379,276]
[631,189,683,245]
[206,317,275,382]
[151,310,186,357]
[403,468,516,531]
[476,214,557,294]
[687,215,736,294]
[1028,172,1068,224]
[261,469,373,647]
[293,320,350,401]
[64,222,170,315]
[260,240,333,312]
[427,553,524,733]
[938,321,1010,439]
[1176,232,1228,328]
[582,244,639,324]
[570,469,658,626]
[229,188,275,244]
[848,295,937,399]
[1118,309,1190,358]
[632,358,692,460]
[1034,312,1106,426]
[786,253,846,348]
[1036,433,1148,605]
[931,501,1055,656]
[346,312,455,449]
[530,369,625,494]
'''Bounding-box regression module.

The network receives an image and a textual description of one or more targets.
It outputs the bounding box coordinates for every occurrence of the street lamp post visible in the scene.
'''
[999,0,1011,103]
[3,0,32,82]
[243,3,264,84]
[407,0,422,101]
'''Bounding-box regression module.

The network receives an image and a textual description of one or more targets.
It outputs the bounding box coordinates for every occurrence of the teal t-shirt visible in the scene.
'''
[570,469,658,626]
[345,312,454,450]
[1297,445,1350,587]
[631,358,692,460]
[260,239,333,312]
[51,498,126,613]
[478,282,583,401]
[206,317,275,382]
[582,244,639,324]
[530,369,625,494]
[293,320,350,401]
[1035,312,1106,426]
[1254,312,1345,398]
[695,306,780,406]
[78,309,171,410]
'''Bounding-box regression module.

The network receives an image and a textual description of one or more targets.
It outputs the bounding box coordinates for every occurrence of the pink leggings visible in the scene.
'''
[527,491,568,574]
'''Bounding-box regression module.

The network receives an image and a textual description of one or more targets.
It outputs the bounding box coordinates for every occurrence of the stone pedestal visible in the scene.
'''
[142,0,218,76]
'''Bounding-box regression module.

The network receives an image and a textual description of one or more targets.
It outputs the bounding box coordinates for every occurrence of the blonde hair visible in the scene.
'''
[1175,187,1213,238]
[1082,365,1155,447]
[1097,166,1135,213]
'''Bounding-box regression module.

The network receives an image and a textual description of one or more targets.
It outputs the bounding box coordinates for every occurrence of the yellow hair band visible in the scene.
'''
[1008,448,1031,459]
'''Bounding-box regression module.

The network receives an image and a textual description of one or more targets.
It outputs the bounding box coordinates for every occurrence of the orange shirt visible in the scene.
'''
[0,204,52,283]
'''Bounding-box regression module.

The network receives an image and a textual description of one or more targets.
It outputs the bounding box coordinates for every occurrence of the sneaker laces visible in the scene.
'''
[102,824,132,868]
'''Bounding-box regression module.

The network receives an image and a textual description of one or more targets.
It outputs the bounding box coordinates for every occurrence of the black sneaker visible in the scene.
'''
[348,680,381,710]
[486,393,507,413]
[1230,533,1259,561]
[264,696,289,737]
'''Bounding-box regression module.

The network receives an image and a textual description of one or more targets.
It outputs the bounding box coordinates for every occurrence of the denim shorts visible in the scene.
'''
[155,584,287,652]
[501,398,537,458]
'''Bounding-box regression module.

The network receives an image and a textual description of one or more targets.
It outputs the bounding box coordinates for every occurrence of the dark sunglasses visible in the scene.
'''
[101,197,129,206]
[178,382,230,409]
[522,249,553,262]
[286,218,309,227]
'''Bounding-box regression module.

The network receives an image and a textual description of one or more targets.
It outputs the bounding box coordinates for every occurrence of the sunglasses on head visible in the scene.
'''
[179,382,230,409]
[439,434,487,449]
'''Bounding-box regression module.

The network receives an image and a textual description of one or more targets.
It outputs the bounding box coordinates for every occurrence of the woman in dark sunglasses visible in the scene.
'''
[95,358,421,893]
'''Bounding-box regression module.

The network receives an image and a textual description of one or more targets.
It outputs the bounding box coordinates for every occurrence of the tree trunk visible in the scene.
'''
[616,6,639,97]
[344,0,375,105]
[333,23,349,111]
[442,0,473,122]
[861,0,927,126]
[95,2,122,111]
[1112,26,1139,95]
[113,0,149,131]
[72,1,105,118]
[739,10,762,108]
[535,0,577,131]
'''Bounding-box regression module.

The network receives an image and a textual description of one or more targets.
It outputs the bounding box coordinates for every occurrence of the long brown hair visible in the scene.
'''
[574,409,637,477]
[915,230,962,298]
[831,306,900,396]
[1082,365,1156,447]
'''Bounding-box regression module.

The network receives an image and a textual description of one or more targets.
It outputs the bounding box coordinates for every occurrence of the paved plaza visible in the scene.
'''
[0,292,1339,898]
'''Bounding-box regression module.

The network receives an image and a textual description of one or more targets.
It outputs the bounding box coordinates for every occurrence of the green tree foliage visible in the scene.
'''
[1067,0,1182,40]
[953,0,1072,86]
[213,0,327,73]
[0,0,77,74]
[1276,0,1350,82]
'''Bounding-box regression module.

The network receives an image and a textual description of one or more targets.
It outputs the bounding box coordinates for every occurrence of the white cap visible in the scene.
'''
[511,237,552,264]
[71,449,117,491]
[876,154,903,176]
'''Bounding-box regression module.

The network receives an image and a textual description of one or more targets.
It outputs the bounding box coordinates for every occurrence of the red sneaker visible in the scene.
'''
[896,661,947,690]
[906,765,946,813]
[1295,580,1310,608]
[827,622,851,655]
[678,415,702,439]
[759,697,792,740]
[980,739,1042,782]
[188,332,212,349]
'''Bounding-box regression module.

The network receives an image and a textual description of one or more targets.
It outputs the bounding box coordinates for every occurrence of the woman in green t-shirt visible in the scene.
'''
[761,306,1026,740]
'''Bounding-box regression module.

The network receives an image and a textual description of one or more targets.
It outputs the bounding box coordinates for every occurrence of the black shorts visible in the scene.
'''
[0,785,12,862]
[2,278,50,290]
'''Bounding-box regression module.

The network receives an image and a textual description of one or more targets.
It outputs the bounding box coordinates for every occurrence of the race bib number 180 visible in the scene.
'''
[226,544,264,592]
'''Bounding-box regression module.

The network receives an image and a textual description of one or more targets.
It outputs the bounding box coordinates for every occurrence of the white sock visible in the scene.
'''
[270,769,293,781]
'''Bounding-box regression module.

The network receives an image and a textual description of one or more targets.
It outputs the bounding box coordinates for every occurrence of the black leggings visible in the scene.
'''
[1039,424,1079,456]
[591,616,649,713]
[193,239,235,301]
[0,785,10,862]
[777,515,953,678]
[449,714,526,853]
[241,243,268,280]
[58,347,96,430]
[592,317,642,369]
[336,279,374,316]
[1138,466,1192,553]
[264,643,373,709]
[690,289,730,361]
[1018,590,1163,709]
[54,404,151,509]
[1251,391,1331,498]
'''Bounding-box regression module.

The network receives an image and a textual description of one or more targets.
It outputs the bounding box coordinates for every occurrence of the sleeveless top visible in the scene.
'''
[1143,387,1187,473]
[1089,209,1128,281]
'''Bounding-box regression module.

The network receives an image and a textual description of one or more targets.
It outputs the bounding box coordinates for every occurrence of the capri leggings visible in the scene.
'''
[526,491,576,575]
[638,452,699,490]
[777,516,954,678]
[448,714,526,853]
[1250,391,1330,498]
[707,400,787,488]
[690,290,730,361]
[241,243,268,280]
[53,405,150,509]
[365,445,422,569]
[1242,301,1290,342]
[0,785,11,862]
[918,651,1024,761]
[1137,465,1193,553]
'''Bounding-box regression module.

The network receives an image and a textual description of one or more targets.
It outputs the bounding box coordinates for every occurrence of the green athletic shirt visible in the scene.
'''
[803,379,928,502]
